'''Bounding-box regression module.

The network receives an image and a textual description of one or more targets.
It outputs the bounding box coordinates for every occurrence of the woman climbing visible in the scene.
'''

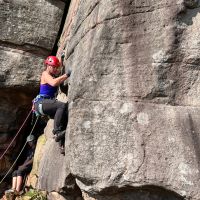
[33,55,71,154]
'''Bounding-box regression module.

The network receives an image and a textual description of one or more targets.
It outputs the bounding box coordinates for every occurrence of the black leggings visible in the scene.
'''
[36,99,68,134]
[12,166,31,177]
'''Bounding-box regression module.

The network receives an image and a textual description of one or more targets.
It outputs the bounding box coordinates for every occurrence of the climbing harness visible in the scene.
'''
[33,95,45,116]
[38,103,45,115]
[0,116,39,185]
[0,110,32,160]
[33,94,59,117]
[32,94,55,116]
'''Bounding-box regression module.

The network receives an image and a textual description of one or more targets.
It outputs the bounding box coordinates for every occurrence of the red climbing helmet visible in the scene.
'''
[44,56,60,67]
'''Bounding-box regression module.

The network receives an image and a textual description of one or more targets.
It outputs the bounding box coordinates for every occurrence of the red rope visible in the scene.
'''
[0,109,32,160]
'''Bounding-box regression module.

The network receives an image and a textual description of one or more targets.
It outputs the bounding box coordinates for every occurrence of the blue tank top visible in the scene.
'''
[39,84,58,98]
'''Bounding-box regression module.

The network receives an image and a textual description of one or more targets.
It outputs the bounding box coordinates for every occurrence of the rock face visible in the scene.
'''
[0,0,65,191]
[1,0,65,87]
[37,119,69,191]
[37,0,200,200]
[28,134,47,188]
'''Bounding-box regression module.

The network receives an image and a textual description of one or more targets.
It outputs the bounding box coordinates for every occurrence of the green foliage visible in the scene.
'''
[23,189,47,200]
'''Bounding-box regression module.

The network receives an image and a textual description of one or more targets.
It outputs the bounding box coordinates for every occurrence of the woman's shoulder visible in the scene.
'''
[42,70,48,76]
[41,71,52,79]
[41,71,49,84]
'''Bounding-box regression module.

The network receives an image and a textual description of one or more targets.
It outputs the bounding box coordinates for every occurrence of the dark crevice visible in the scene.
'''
[187,114,200,171]
[0,41,49,57]
[178,6,200,26]
[0,83,39,94]
[85,185,184,199]
[45,0,65,9]
[51,0,71,55]
[0,103,47,194]
[184,0,200,9]
[59,174,82,198]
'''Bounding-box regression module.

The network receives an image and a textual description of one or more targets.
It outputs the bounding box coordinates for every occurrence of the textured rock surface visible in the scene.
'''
[0,0,65,194]
[0,0,65,87]
[28,134,47,188]
[37,94,83,199]
[37,119,68,191]
[36,0,80,193]
[36,0,200,200]
[53,0,200,199]
[69,101,200,199]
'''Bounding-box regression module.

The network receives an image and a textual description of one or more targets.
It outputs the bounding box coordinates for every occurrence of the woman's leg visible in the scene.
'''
[15,176,23,192]
[15,167,31,192]
[41,99,68,134]
[12,177,17,190]
[12,170,18,190]
[53,102,68,134]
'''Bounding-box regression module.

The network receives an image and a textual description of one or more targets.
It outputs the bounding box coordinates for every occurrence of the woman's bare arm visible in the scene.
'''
[41,71,68,87]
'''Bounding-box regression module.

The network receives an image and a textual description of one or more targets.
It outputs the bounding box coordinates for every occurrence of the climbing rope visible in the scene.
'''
[0,115,39,185]
[0,110,32,160]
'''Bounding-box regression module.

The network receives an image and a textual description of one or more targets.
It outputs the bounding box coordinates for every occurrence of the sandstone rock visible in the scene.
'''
[0,0,65,194]
[65,0,200,199]
[69,100,200,199]
[38,0,200,199]
[36,82,81,198]
[0,0,65,87]
[28,134,47,188]
[36,95,71,191]
[0,0,64,50]
[37,123,67,191]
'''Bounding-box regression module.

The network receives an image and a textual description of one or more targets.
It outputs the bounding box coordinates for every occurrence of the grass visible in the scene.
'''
[22,189,47,200]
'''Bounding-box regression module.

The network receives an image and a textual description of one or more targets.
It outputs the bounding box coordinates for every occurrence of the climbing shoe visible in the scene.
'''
[54,130,65,142]
[5,189,23,196]
[5,189,14,193]
[60,146,65,155]
[5,189,15,200]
